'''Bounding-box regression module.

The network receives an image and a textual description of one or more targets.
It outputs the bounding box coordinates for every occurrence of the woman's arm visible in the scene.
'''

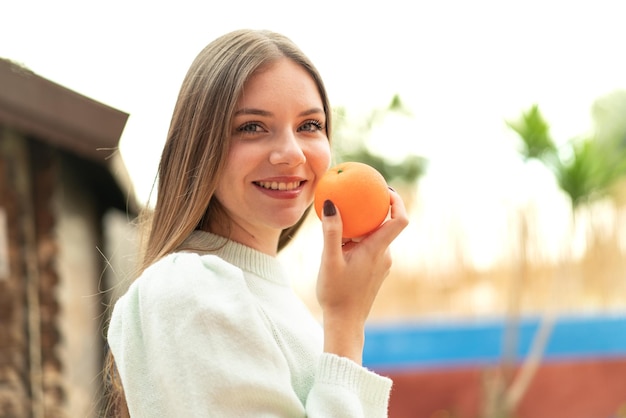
[316,189,409,365]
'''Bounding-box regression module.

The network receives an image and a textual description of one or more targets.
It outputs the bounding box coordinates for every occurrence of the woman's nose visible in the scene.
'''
[269,131,306,166]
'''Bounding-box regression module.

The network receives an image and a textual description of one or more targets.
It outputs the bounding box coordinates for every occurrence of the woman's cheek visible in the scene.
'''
[316,141,332,172]
[303,136,330,171]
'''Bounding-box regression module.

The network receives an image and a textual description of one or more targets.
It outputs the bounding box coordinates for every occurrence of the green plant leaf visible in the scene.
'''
[506,104,557,165]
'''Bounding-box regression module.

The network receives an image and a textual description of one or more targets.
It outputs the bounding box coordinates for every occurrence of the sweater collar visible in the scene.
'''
[180,230,289,286]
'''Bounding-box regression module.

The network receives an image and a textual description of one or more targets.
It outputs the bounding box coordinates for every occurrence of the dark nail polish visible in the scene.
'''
[323,199,336,216]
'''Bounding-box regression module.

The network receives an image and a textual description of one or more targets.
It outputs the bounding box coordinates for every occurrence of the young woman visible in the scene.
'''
[106,28,409,417]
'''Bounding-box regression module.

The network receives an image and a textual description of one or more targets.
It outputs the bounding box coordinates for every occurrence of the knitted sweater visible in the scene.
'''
[107,231,392,417]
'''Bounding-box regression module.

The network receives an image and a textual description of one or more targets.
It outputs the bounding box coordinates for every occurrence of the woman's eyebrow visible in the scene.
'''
[299,107,325,117]
[234,108,272,117]
[233,107,325,117]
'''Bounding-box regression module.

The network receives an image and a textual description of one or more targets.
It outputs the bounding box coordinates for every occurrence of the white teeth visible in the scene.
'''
[257,181,301,191]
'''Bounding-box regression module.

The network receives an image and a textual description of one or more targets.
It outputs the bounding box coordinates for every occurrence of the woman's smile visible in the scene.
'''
[254,178,306,192]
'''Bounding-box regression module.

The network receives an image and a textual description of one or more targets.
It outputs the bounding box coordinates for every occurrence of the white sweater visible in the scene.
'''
[107,231,392,417]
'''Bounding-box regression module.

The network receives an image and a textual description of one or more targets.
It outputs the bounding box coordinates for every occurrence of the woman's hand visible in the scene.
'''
[316,188,409,364]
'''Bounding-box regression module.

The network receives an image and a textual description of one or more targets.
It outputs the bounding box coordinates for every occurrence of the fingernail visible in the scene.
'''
[323,199,336,216]
[388,186,396,192]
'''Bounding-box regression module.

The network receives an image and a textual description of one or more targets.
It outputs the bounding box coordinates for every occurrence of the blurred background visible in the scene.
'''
[1,1,625,417]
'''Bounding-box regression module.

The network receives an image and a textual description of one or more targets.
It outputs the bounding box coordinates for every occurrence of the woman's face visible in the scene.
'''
[212,58,331,254]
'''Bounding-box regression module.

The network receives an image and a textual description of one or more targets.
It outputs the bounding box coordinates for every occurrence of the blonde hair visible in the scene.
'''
[103,29,331,417]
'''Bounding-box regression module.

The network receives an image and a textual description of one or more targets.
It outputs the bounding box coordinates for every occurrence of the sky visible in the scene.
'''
[2,0,626,271]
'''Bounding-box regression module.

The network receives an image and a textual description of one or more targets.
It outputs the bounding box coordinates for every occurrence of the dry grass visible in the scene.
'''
[368,207,626,320]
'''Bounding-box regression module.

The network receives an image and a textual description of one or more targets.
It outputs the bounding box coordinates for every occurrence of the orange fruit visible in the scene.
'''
[314,161,390,239]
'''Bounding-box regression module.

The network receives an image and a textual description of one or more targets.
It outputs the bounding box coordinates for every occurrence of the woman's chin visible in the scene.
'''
[272,211,308,230]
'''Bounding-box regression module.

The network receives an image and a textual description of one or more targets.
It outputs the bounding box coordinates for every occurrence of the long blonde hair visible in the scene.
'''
[103,29,332,417]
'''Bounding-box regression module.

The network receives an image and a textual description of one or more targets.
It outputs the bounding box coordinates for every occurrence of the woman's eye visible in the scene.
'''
[237,122,263,133]
[300,120,324,132]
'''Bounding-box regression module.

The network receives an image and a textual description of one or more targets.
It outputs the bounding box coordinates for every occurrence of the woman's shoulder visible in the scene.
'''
[118,251,249,312]
[143,251,243,282]
[107,251,275,367]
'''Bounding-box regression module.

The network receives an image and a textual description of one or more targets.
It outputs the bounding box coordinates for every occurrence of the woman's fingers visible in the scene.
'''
[320,200,344,266]
[359,187,409,249]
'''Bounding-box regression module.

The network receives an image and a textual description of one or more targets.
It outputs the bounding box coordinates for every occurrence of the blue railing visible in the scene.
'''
[363,313,626,371]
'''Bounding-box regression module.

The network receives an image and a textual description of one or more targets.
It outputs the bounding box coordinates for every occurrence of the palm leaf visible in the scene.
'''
[506,104,557,164]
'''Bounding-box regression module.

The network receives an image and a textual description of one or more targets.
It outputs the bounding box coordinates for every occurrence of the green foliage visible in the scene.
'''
[388,93,412,115]
[339,147,427,186]
[591,90,626,182]
[592,89,626,147]
[506,104,557,163]
[507,101,626,210]
[553,138,607,208]
[332,95,427,185]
